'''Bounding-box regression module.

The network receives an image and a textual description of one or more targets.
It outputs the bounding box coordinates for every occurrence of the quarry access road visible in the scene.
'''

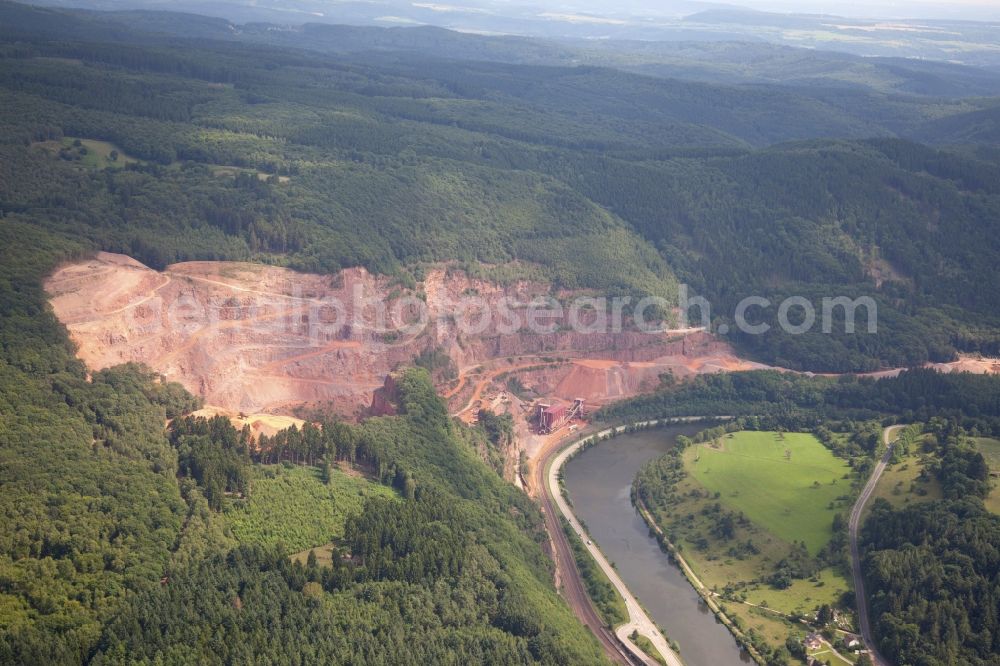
[453,358,566,420]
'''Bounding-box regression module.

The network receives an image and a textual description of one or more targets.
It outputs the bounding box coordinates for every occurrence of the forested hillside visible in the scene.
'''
[862,425,1000,666]
[3,0,1000,371]
[0,223,197,663]
[0,217,605,663]
[598,367,1000,435]
[88,368,607,665]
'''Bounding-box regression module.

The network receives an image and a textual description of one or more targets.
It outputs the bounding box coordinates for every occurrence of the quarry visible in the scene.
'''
[46,252,1000,484]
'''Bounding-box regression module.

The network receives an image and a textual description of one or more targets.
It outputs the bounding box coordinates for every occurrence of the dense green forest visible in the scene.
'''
[2,0,1000,370]
[599,367,1000,436]
[0,222,183,662]
[861,424,1000,666]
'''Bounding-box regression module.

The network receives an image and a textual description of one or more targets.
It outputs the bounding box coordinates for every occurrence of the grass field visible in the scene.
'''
[57,137,137,169]
[724,600,791,645]
[685,431,853,555]
[641,431,857,663]
[974,437,1000,514]
[864,438,941,519]
[225,464,395,553]
[746,566,850,612]
[290,543,337,567]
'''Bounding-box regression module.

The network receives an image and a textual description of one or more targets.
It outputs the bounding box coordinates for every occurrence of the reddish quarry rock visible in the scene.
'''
[369,373,400,417]
[45,253,753,420]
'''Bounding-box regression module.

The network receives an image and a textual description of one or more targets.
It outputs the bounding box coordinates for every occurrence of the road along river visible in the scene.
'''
[562,425,751,666]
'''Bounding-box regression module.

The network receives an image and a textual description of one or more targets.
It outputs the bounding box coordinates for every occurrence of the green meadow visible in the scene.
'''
[864,436,942,520]
[974,437,1000,514]
[58,137,138,169]
[640,430,856,661]
[684,431,852,555]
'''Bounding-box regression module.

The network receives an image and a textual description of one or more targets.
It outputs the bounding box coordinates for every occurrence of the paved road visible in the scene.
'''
[542,421,715,666]
[849,425,903,666]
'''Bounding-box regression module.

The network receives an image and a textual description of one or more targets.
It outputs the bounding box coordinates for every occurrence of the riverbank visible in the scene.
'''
[556,419,754,666]
[546,420,689,666]
[634,497,767,665]
[632,426,908,666]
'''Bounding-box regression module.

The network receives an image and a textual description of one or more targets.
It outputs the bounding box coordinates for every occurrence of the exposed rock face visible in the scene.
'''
[46,253,739,417]
[369,374,400,417]
[455,328,727,365]
[47,254,403,416]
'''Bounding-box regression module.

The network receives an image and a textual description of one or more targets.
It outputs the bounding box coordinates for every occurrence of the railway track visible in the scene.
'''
[535,435,641,665]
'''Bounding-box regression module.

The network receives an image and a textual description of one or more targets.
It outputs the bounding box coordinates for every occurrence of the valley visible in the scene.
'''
[43,251,1000,665]
[45,252,1000,484]
[4,1,1000,663]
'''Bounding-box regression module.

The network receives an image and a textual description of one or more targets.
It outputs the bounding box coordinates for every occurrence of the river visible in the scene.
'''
[562,425,750,666]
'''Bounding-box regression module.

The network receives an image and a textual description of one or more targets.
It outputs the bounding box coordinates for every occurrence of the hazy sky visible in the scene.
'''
[557,0,1000,21]
[37,0,1000,22]
[729,0,1000,20]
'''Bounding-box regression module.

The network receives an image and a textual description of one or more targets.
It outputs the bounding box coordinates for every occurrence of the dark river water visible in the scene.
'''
[562,425,750,666]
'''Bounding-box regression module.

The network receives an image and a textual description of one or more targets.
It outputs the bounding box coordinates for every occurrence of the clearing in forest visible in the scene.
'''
[225,464,396,553]
[685,431,851,555]
[974,437,1000,514]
